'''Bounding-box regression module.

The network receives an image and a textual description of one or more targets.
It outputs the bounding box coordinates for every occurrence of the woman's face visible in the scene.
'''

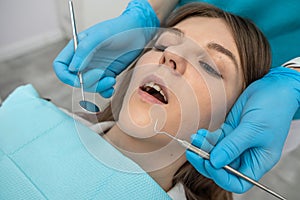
[117,17,244,146]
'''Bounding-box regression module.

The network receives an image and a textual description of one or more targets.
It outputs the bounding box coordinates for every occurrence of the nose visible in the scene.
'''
[159,50,187,74]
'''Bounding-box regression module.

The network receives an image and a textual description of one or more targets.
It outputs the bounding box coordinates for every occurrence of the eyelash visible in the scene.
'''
[153,44,167,51]
[199,61,223,78]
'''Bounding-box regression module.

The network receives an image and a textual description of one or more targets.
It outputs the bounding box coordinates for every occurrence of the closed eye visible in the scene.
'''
[199,60,223,79]
[152,28,183,52]
[153,44,167,52]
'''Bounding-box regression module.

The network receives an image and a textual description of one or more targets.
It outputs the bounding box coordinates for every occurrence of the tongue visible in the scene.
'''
[147,88,166,104]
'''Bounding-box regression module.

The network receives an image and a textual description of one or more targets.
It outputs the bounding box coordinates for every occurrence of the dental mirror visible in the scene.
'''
[68,1,100,113]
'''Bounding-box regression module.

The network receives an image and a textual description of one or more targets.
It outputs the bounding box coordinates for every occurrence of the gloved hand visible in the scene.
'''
[187,66,300,193]
[53,0,159,98]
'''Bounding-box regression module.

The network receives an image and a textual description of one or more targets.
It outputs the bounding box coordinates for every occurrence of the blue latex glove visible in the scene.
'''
[53,0,159,98]
[187,66,300,193]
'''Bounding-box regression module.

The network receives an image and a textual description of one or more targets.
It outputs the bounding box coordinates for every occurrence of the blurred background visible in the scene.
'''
[0,0,299,199]
[0,0,130,110]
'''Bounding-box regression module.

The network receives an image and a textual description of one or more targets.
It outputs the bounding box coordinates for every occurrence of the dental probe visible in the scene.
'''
[153,122,286,200]
[68,1,100,113]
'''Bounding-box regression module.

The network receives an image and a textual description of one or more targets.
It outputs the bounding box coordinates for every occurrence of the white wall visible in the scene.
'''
[0,0,63,61]
[0,0,130,62]
[56,0,130,38]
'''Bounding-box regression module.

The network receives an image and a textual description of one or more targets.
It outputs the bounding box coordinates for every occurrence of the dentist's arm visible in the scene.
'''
[187,67,300,193]
[148,0,179,22]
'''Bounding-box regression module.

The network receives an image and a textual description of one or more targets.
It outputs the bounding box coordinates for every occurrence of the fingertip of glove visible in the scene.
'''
[197,129,208,137]
[210,149,228,168]
[78,32,88,40]
[68,65,77,73]
[190,133,205,145]
[100,88,115,98]
[68,56,83,72]
[190,129,207,141]
[190,134,196,142]
[105,77,116,85]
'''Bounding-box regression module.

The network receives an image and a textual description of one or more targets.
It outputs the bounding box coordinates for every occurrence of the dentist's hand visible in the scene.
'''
[187,67,300,193]
[53,0,159,98]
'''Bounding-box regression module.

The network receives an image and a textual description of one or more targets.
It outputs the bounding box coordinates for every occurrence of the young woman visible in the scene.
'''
[81,3,271,199]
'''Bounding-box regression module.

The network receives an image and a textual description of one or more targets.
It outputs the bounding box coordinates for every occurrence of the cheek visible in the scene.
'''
[188,73,212,129]
[223,70,244,112]
[212,56,244,111]
[225,85,242,112]
[136,51,161,65]
[128,91,152,126]
[186,67,228,131]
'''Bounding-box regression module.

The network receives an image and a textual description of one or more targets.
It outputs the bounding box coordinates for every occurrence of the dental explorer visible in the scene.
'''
[68,1,100,113]
[154,121,286,200]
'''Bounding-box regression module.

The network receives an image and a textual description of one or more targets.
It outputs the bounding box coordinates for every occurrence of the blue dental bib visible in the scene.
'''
[0,85,171,200]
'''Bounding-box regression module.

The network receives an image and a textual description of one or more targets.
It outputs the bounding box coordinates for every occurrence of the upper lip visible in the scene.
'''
[139,74,169,104]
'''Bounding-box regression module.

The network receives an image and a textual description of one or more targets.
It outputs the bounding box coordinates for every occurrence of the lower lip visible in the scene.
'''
[138,88,164,105]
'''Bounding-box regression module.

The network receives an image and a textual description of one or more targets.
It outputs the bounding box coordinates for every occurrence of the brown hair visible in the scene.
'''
[165,3,271,200]
[87,2,271,200]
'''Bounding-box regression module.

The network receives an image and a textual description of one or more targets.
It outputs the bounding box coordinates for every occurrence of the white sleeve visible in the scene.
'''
[167,183,187,200]
[283,57,300,68]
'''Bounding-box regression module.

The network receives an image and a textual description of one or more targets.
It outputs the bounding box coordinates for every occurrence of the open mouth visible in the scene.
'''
[139,81,168,104]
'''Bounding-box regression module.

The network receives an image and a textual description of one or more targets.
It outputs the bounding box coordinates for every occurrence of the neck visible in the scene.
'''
[103,124,185,191]
[148,155,186,191]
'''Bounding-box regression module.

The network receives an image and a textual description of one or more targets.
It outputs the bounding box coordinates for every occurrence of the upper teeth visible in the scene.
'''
[144,82,167,102]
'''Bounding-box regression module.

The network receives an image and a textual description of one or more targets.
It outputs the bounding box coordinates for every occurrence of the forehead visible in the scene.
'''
[173,17,239,63]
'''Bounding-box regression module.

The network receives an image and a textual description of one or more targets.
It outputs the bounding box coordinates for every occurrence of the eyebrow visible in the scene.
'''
[160,27,184,37]
[207,42,239,71]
